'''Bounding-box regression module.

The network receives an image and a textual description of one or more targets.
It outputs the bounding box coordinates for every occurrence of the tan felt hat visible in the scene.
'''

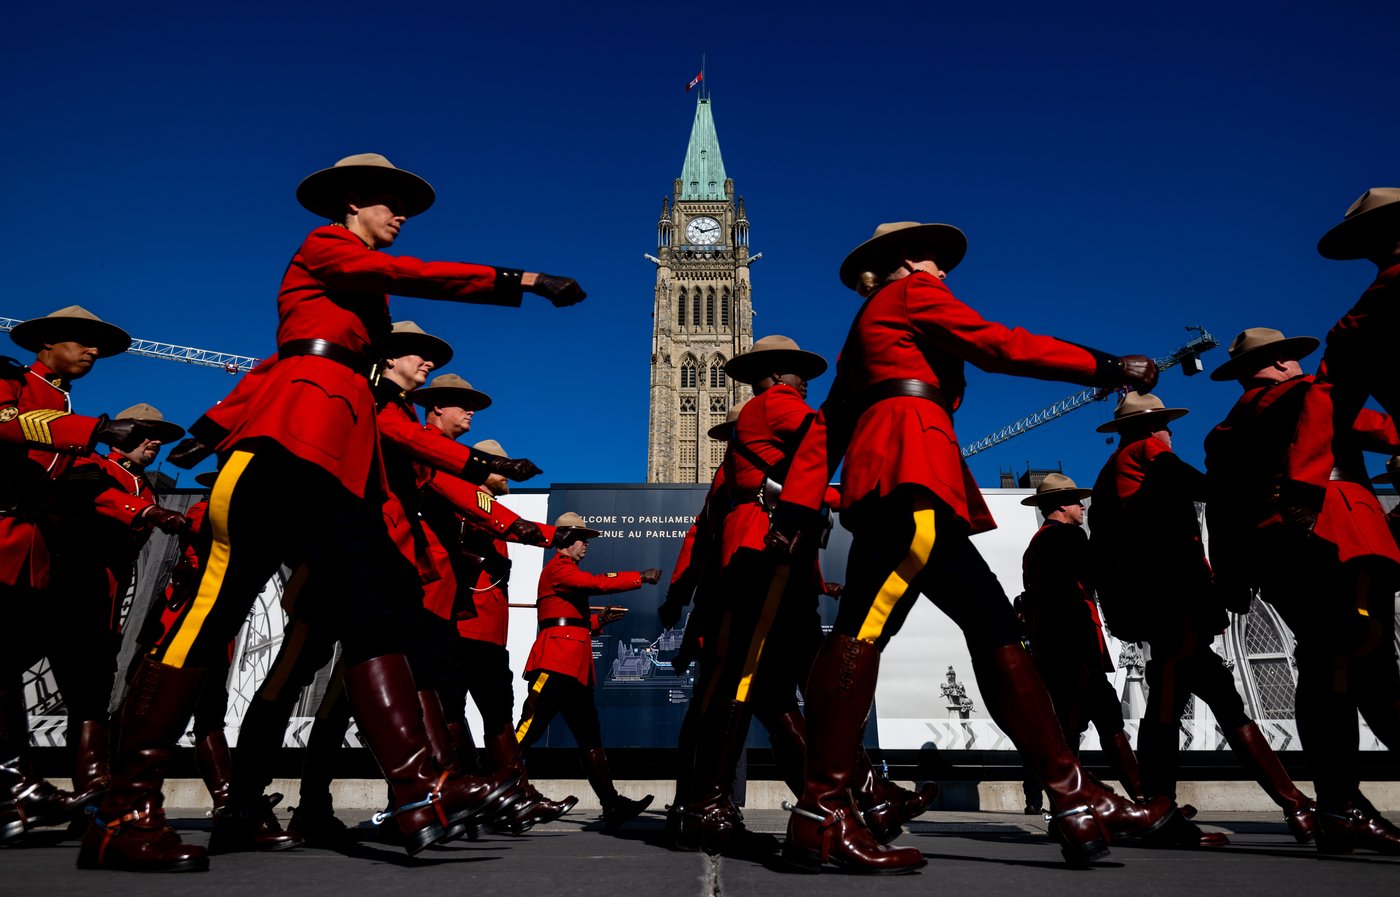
[296,153,436,220]
[1318,188,1400,261]
[1095,391,1189,433]
[708,398,749,440]
[839,221,968,289]
[553,511,601,540]
[386,320,453,368]
[10,305,131,358]
[113,403,186,442]
[1210,327,1319,382]
[1020,472,1094,507]
[725,335,827,385]
[472,439,507,458]
[411,372,492,411]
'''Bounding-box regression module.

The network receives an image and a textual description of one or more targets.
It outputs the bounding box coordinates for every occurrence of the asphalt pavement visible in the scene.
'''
[3,808,1397,896]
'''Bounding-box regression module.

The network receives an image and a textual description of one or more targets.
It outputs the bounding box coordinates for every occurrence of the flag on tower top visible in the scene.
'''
[685,70,703,92]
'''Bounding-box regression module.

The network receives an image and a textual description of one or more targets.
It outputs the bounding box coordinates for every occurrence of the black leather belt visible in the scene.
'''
[279,339,371,376]
[539,617,590,633]
[858,378,952,417]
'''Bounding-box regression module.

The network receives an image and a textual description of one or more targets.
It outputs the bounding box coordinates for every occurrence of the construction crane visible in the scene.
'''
[0,315,259,374]
[960,325,1220,458]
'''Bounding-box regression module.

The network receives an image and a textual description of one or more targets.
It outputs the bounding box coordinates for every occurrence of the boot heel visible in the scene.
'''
[1051,806,1111,867]
[400,821,448,856]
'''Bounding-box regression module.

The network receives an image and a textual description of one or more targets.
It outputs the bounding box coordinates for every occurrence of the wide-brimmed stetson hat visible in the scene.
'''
[411,372,492,411]
[1318,188,1400,261]
[1095,391,1190,433]
[472,439,507,458]
[10,306,131,358]
[1210,327,1320,382]
[708,398,749,440]
[1020,472,1094,507]
[554,511,601,541]
[113,403,186,443]
[194,471,220,489]
[1371,455,1400,485]
[839,221,969,290]
[296,153,436,220]
[725,335,827,385]
[385,321,453,368]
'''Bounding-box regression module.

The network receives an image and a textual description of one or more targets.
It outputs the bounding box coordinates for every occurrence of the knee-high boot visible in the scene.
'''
[208,695,302,854]
[1223,721,1316,842]
[343,654,521,854]
[765,709,808,798]
[76,658,209,872]
[67,719,112,821]
[1104,730,1144,801]
[853,746,940,845]
[782,634,925,874]
[485,724,576,828]
[666,698,702,847]
[194,729,232,812]
[1,674,69,840]
[972,644,1178,865]
[678,698,773,855]
[289,680,355,849]
[446,721,479,774]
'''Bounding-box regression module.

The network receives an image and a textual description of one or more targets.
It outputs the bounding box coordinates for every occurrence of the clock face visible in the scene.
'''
[685,216,721,245]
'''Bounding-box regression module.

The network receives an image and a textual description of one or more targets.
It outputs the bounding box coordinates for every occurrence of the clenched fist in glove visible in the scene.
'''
[142,505,190,534]
[95,417,171,451]
[1118,355,1159,394]
[167,437,214,470]
[530,273,586,307]
[506,518,547,546]
[463,450,543,484]
[639,568,663,585]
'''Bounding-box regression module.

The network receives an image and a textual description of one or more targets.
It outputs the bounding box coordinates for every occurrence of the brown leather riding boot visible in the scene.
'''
[782,634,925,874]
[343,655,520,854]
[854,748,940,845]
[68,719,112,817]
[1317,793,1400,855]
[1224,721,1316,843]
[446,721,480,774]
[1104,729,1145,801]
[0,677,69,838]
[76,658,210,872]
[581,747,653,830]
[194,729,232,812]
[973,644,1177,865]
[678,699,775,856]
[485,724,576,828]
[206,711,302,856]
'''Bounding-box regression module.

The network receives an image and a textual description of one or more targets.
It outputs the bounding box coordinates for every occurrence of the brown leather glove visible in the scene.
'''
[531,274,587,307]
[506,519,547,546]
[167,437,215,469]
[143,506,190,534]
[1119,355,1159,394]
[598,607,627,625]
[639,568,662,585]
[94,417,169,451]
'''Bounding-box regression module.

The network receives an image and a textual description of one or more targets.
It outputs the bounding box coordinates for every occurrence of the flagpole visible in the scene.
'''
[701,51,707,99]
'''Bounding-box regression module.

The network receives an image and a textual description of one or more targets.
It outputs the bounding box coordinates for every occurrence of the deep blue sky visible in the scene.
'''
[6,2,1397,490]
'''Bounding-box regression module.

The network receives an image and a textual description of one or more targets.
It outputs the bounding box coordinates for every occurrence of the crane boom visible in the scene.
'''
[1,316,259,373]
[960,326,1220,458]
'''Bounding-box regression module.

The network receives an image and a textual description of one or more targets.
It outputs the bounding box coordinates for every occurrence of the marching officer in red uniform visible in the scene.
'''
[1018,474,1145,811]
[767,221,1174,872]
[515,512,661,829]
[1206,327,1400,853]
[0,307,178,844]
[1092,391,1314,846]
[82,153,583,872]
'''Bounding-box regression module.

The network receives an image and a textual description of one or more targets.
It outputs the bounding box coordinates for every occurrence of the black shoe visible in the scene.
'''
[601,793,654,830]
[209,793,304,854]
[288,799,355,850]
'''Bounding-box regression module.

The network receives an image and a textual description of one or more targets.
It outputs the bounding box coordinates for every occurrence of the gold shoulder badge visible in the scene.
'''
[477,492,493,512]
[606,572,618,578]
[0,405,17,423]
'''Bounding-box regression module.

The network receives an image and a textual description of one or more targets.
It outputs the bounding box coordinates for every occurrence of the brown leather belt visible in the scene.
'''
[857,378,952,418]
[279,339,371,376]
[539,617,590,633]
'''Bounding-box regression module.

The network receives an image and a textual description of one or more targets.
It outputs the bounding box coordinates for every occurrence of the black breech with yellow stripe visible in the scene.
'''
[150,442,422,671]
[835,486,1021,652]
[515,671,602,751]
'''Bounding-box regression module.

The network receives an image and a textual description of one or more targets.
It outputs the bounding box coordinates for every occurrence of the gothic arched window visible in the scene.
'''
[720,290,730,328]
[709,355,727,388]
[677,288,686,328]
[691,292,701,327]
[680,356,698,389]
[706,289,715,328]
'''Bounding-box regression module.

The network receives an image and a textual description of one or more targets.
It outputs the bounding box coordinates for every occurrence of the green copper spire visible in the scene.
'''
[679,97,728,201]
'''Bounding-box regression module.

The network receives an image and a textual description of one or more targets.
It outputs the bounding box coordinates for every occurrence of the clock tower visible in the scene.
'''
[645,96,756,483]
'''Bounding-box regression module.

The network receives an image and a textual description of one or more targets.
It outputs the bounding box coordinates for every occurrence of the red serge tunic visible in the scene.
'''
[1021,520,1112,672]
[722,384,816,563]
[0,360,106,589]
[782,272,1111,532]
[215,225,520,498]
[523,553,643,687]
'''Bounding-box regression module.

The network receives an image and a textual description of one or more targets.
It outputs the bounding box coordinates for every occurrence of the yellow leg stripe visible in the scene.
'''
[856,500,937,643]
[515,672,549,742]
[161,450,254,668]
[734,564,791,704]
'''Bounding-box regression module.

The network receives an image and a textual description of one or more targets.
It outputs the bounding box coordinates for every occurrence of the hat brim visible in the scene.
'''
[385,331,453,368]
[840,223,968,290]
[10,317,131,358]
[411,385,493,412]
[1318,203,1400,260]
[1021,487,1094,507]
[707,421,736,440]
[1209,336,1320,381]
[558,526,603,541]
[297,165,436,220]
[194,471,220,488]
[136,420,187,443]
[1096,407,1190,433]
[725,349,828,385]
